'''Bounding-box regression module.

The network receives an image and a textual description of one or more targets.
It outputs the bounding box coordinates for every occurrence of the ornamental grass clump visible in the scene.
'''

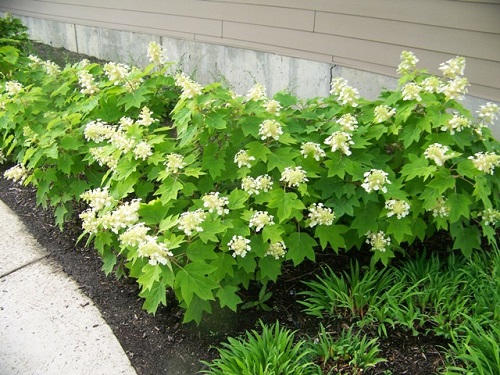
[0,20,499,323]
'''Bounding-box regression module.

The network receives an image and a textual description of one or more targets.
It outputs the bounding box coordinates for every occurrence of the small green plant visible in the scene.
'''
[442,320,500,375]
[201,321,319,375]
[241,284,273,311]
[309,325,386,374]
[300,262,394,320]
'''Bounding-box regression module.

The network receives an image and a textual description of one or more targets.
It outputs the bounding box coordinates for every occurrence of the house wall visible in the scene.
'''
[1,0,499,133]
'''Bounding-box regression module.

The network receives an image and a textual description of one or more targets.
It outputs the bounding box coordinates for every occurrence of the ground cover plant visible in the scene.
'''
[1,15,499,374]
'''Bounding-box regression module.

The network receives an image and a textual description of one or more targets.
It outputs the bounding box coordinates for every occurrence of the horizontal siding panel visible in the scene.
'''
[222,22,500,89]
[208,0,500,33]
[198,35,334,64]
[0,0,223,37]
[315,12,500,61]
[41,0,315,31]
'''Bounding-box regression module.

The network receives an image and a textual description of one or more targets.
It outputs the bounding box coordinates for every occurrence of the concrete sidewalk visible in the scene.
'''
[0,200,137,375]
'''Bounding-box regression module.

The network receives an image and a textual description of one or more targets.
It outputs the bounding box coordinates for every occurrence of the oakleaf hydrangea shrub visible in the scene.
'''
[78,51,498,323]
[0,41,179,226]
[1,35,499,323]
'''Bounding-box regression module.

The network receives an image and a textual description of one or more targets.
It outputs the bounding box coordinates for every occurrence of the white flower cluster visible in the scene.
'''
[337,113,358,132]
[175,72,203,99]
[324,131,354,156]
[280,166,308,188]
[438,56,469,101]
[374,105,396,123]
[84,120,115,143]
[137,235,173,266]
[422,76,441,94]
[136,106,157,126]
[101,199,141,233]
[441,114,470,134]
[104,62,130,85]
[385,199,410,219]
[234,150,255,168]
[402,82,423,102]
[308,203,335,227]
[119,223,149,247]
[177,209,207,236]
[265,241,287,259]
[246,83,267,101]
[133,141,153,160]
[241,175,273,195]
[202,192,229,215]
[4,164,28,184]
[476,102,499,125]
[119,224,173,266]
[468,152,500,175]
[300,142,326,161]
[228,235,251,258]
[4,80,23,97]
[397,51,419,75]
[165,153,186,174]
[439,56,466,79]
[78,70,100,95]
[43,60,61,76]
[80,187,113,211]
[481,208,500,226]
[249,211,274,232]
[440,77,469,101]
[264,99,282,115]
[147,41,168,65]
[28,54,43,66]
[366,231,391,253]
[430,196,450,218]
[361,169,391,194]
[119,116,135,131]
[259,119,283,141]
[79,199,141,234]
[89,147,119,170]
[330,77,360,107]
[424,143,454,166]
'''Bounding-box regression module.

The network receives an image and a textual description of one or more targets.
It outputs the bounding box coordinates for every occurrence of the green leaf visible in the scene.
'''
[202,143,225,179]
[274,91,297,107]
[182,295,212,324]
[268,190,305,223]
[198,218,230,244]
[140,280,167,315]
[427,169,455,193]
[205,111,227,130]
[139,199,168,225]
[262,225,284,243]
[259,257,282,282]
[228,188,248,210]
[451,224,481,257]
[351,202,381,236]
[315,224,348,252]
[285,232,317,265]
[175,261,218,305]
[186,242,218,261]
[59,135,81,151]
[447,193,472,222]
[401,118,422,148]
[156,179,183,204]
[138,264,163,291]
[267,147,297,172]
[400,155,436,181]
[386,218,413,243]
[246,141,271,162]
[210,253,236,281]
[216,285,242,312]
[101,251,117,275]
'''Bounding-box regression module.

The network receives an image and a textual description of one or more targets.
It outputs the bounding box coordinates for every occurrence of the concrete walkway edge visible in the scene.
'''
[0,199,137,375]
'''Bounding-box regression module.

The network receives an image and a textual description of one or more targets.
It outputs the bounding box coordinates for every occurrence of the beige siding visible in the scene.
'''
[1,0,499,100]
